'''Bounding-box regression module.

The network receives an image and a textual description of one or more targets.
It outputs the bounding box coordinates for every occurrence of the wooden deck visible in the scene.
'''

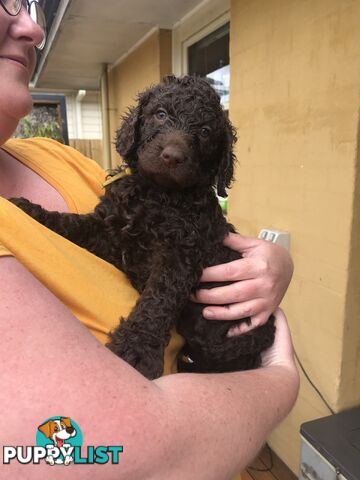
[244,445,297,480]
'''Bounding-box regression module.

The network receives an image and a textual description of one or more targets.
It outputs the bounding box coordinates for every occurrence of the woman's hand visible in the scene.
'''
[261,308,297,370]
[192,232,294,336]
[259,308,299,410]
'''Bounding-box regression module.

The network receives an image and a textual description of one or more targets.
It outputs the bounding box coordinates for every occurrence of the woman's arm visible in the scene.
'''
[193,232,294,335]
[0,257,298,480]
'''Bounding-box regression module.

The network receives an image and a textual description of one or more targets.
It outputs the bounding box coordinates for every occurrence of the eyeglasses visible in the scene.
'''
[0,0,46,50]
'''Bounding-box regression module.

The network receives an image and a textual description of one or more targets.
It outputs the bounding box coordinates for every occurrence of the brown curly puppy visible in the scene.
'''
[10,75,275,379]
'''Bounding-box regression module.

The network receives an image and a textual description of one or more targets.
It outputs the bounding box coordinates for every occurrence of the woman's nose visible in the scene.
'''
[11,5,45,48]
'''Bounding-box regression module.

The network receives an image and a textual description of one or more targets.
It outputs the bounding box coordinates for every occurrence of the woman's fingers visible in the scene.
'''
[222,231,259,253]
[193,278,260,306]
[201,299,265,322]
[191,232,294,335]
[199,256,257,283]
[227,311,270,336]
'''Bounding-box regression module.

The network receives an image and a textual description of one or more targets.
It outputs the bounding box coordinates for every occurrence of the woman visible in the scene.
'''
[0,2,299,479]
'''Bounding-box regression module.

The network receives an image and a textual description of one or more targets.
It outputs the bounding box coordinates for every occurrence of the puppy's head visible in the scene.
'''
[38,417,76,446]
[116,75,237,196]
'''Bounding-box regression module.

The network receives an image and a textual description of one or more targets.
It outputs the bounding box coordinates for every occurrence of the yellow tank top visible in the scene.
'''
[0,137,184,375]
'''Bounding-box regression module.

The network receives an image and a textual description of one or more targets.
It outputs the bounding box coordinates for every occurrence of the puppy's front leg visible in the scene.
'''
[107,250,203,379]
[10,197,99,238]
[9,197,113,260]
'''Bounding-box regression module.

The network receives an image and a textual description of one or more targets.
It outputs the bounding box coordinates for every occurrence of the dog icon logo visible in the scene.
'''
[37,417,80,465]
[3,416,122,466]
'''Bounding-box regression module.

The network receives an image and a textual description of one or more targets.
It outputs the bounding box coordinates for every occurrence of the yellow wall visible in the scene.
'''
[105,3,360,472]
[229,0,360,473]
[107,29,172,167]
[340,141,360,408]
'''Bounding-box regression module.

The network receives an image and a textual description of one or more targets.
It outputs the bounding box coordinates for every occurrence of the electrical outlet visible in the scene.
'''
[258,229,290,250]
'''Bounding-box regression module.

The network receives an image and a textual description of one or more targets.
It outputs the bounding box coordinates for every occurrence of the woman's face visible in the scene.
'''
[0,2,45,134]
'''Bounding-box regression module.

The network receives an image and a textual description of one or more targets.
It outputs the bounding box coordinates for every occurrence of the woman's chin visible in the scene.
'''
[3,92,33,121]
[16,90,33,117]
[0,92,33,144]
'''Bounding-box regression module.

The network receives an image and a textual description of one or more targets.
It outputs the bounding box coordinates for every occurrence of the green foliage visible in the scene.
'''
[14,107,64,143]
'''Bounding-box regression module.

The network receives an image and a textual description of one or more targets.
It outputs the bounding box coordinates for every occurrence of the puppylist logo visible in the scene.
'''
[3,416,123,466]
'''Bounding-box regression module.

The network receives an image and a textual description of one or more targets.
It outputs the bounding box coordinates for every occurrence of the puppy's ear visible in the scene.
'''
[115,104,141,162]
[38,420,54,439]
[216,120,237,198]
[115,88,152,162]
[60,417,72,428]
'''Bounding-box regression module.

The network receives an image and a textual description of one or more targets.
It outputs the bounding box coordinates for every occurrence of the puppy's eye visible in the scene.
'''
[200,126,211,138]
[54,426,59,432]
[155,109,167,120]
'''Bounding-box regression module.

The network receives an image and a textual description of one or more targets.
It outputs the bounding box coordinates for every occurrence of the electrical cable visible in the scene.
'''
[248,348,335,475]
[248,443,274,472]
[294,349,335,415]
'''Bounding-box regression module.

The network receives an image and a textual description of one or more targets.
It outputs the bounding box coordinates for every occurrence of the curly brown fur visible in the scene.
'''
[10,75,275,379]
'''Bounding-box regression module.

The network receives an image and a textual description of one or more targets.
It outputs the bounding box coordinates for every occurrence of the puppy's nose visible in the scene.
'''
[160,146,185,167]
[66,427,74,434]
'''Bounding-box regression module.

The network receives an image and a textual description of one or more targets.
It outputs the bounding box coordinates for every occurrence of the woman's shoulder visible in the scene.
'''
[3,138,106,212]
[5,137,105,178]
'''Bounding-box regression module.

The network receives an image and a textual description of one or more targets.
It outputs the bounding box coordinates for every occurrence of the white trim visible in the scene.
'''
[100,66,111,170]
[75,90,86,138]
[30,0,71,88]
[109,26,159,72]
[172,0,213,30]
[30,87,100,95]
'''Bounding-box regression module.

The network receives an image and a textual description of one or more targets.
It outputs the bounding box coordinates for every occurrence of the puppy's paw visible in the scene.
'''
[64,455,73,465]
[109,340,164,379]
[45,456,55,466]
[8,197,34,212]
[107,325,165,379]
[133,343,164,379]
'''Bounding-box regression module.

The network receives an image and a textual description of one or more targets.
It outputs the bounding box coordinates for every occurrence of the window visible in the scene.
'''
[187,22,230,110]
[14,94,69,144]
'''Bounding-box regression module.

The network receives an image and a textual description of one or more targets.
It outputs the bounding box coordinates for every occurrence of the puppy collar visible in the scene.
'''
[102,167,132,188]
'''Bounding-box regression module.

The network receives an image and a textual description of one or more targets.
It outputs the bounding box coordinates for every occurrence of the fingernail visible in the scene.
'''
[204,309,214,319]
